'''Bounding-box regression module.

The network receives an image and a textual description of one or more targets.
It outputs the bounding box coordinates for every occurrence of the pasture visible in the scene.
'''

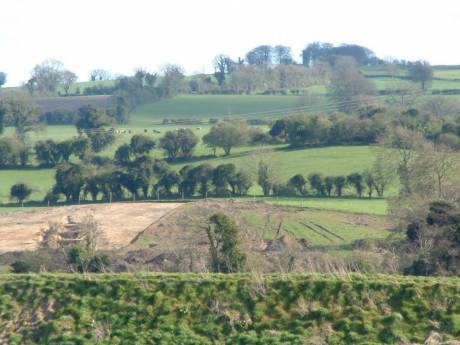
[0,143,381,207]
[127,199,392,256]
[3,64,460,213]
[131,94,319,124]
[267,197,388,215]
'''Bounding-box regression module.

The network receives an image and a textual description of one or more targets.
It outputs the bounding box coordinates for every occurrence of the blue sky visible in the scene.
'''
[1,0,459,86]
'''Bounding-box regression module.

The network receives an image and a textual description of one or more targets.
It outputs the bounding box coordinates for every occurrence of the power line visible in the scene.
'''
[32,89,429,135]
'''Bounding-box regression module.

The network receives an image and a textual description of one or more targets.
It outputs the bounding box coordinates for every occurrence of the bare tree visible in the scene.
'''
[245,149,281,196]
[230,65,263,94]
[90,69,112,81]
[273,45,293,65]
[40,215,107,257]
[246,45,273,66]
[328,56,376,113]
[422,96,460,118]
[213,54,234,86]
[5,95,42,142]
[371,149,397,197]
[409,60,433,90]
[29,59,65,95]
[385,81,422,110]
[410,144,456,198]
[61,70,78,95]
[383,58,401,79]
[159,64,187,97]
[378,126,428,195]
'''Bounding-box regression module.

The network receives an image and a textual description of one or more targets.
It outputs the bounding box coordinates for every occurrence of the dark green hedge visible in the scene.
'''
[0,274,459,344]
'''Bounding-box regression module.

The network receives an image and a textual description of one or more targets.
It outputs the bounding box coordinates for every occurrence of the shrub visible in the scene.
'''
[10,183,32,207]
[11,261,31,273]
[206,213,246,273]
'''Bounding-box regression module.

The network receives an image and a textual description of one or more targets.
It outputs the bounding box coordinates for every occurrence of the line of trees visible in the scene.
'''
[0,72,6,89]
[269,112,383,147]
[9,157,391,207]
[259,162,393,198]
[25,59,77,96]
[2,104,460,171]
[268,101,460,149]
[302,42,381,67]
[44,157,253,204]
[4,42,436,103]
[10,125,455,206]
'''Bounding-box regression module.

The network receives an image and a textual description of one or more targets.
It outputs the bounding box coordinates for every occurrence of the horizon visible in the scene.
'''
[2,0,460,87]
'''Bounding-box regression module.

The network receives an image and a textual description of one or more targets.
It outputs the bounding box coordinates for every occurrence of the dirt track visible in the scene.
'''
[0,202,183,253]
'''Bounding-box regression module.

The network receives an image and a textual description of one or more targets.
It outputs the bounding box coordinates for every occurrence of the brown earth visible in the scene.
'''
[123,199,393,272]
[0,202,183,253]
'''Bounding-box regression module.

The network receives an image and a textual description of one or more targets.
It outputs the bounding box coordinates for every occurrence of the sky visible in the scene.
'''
[1,0,460,86]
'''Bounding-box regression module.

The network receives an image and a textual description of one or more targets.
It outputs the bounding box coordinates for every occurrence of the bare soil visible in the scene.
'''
[123,199,392,272]
[0,202,183,253]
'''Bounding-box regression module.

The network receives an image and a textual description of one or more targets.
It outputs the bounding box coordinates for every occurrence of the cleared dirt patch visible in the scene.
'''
[0,202,182,253]
[124,199,393,272]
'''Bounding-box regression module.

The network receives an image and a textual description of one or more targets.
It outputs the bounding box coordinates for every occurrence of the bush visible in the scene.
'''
[41,110,77,125]
[206,213,246,273]
[272,183,297,197]
[11,260,31,273]
[10,183,32,207]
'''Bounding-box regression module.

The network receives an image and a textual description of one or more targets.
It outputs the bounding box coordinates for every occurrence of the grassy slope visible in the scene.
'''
[133,200,391,251]
[1,273,460,344]
[3,65,460,209]
[132,94,313,124]
[241,205,391,246]
[0,145,378,206]
[268,197,388,215]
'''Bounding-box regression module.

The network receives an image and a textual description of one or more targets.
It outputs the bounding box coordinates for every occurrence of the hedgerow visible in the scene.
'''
[0,273,459,344]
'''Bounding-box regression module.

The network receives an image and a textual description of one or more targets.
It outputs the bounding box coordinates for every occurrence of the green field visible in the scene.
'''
[370,77,460,91]
[244,205,390,246]
[0,144,380,206]
[2,80,115,95]
[3,64,460,212]
[1,273,460,344]
[0,168,55,203]
[362,65,460,81]
[267,197,388,215]
[433,66,460,79]
[0,92,390,212]
[131,94,319,124]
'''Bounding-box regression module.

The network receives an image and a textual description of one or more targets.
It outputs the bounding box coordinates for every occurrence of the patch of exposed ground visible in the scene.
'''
[124,199,393,272]
[0,202,183,253]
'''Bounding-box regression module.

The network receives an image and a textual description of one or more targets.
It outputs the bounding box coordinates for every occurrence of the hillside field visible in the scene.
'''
[3,64,460,212]
[126,199,391,254]
[1,95,382,207]
[0,145,381,207]
[131,94,317,124]
[1,273,460,344]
